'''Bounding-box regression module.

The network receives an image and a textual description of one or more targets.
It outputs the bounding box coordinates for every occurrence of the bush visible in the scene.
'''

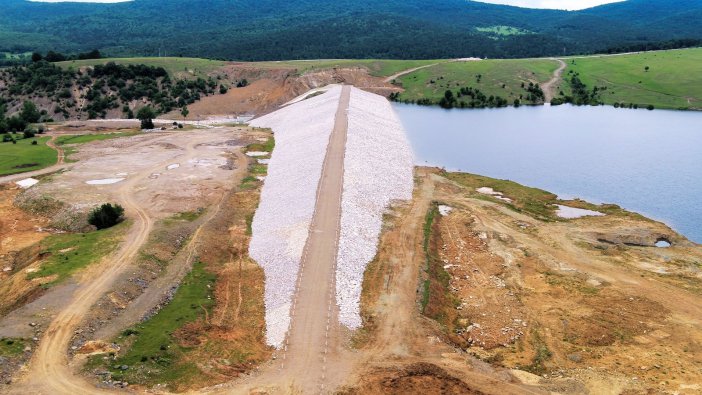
[88,203,125,230]
[2,134,13,143]
[23,130,36,139]
[31,140,38,145]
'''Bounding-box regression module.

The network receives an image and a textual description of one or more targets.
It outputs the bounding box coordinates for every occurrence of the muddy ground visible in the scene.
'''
[348,168,702,394]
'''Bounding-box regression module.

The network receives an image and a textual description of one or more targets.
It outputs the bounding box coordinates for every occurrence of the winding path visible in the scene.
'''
[7,137,216,395]
[542,58,567,103]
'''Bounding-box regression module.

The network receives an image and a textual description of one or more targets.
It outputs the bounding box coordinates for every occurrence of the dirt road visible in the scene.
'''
[7,137,217,395]
[543,58,567,103]
[228,86,353,395]
[383,64,439,83]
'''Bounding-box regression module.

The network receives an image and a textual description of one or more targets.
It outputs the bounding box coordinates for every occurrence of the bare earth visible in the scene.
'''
[543,58,567,103]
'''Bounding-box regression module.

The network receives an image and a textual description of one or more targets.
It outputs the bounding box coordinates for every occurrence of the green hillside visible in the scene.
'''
[392,59,559,107]
[562,48,702,110]
[57,57,225,80]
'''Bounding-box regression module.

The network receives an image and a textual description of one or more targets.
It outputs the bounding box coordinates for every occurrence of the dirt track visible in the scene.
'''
[6,136,229,394]
[543,58,567,103]
[229,86,353,394]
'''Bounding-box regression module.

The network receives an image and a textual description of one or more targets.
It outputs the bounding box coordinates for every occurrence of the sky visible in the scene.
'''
[475,0,625,10]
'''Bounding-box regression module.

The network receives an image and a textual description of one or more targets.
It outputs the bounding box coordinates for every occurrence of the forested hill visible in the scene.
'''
[1,0,701,60]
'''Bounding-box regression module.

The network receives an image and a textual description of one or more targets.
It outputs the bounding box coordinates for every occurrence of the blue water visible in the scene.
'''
[393,103,702,243]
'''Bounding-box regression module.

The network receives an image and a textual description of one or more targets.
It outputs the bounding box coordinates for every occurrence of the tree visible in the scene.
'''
[136,106,156,129]
[31,52,43,62]
[44,51,66,62]
[181,106,189,119]
[20,101,41,123]
[219,85,228,94]
[645,66,650,72]
[6,116,27,132]
[88,203,125,230]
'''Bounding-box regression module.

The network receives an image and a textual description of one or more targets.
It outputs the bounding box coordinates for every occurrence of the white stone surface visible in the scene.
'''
[438,205,453,216]
[248,86,342,347]
[85,178,125,185]
[335,88,414,329]
[16,178,39,188]
[246,151,269,157]
[555,205,604,219]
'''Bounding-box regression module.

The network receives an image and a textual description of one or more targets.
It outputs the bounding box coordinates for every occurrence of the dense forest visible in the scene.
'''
[0,61,227,126]
[0,0,701,61]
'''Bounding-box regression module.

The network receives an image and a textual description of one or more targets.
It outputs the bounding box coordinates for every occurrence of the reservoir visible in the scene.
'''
[393,103,702,243]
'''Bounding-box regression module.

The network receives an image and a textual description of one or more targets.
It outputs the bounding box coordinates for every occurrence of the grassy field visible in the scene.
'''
[394,58,559,104]
[88,261,216,389]
[27,222,126,287]
[0,337,26,356]
[57,57,226,79]
[249,59,441,77]
[0,136,57,176]
[562,48,702,110]
[56,131,140,146]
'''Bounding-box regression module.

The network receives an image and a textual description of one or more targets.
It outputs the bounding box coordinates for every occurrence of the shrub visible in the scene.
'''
[23,130,36,139]
[31,140,38,145]
[88,203,125,230]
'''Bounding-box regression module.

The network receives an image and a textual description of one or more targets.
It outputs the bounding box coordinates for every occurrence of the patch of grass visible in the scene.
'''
[245,136,275,153]
[444,171,558,221]
[168,209,205,223]
[423,202,439,254]
[57,57,226,80]
[27,222,126,286]
[476,25,532,37]
[562,48,702,110]
[0,337,26,356]
[55,131,140,146]
[0,136,57,176]
[249,164,267,175]
[525,329,552,375]
[394,58,558,105]
[240,175,259,190]
[420,202,456,327]
[249,59,442,77]
[102,261,215,389]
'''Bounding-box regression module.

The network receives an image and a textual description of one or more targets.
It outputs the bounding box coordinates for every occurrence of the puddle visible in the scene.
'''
[167,163,180,170]
[258,159,270,165]
[85,178,125,185]
[555,205,605,219]
[246,151,269,157]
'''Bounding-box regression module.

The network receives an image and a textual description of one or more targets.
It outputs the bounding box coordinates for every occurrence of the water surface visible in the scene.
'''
[393,103,702,243]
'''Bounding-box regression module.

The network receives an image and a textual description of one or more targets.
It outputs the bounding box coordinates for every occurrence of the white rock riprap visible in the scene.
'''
[336,88,414,329]
[248,86,342,347]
